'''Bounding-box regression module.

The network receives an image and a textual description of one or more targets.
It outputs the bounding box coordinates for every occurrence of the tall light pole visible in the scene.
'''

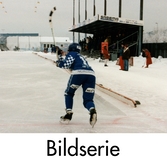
[73,0,75,42]
[118,0,122,17]
[104,0,107,15]
[85,0,87,38]
[155,22,158,33]
[85,0,87,20]
[155,22,159,42]
[78,0,80,42]
[138,0,144,56]
[93,0,96,16]
[140,0,143,20]
[155,22,159,57]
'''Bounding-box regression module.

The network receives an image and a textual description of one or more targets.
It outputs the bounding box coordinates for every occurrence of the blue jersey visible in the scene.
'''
[57,51,96,112]
[57,51,94,75]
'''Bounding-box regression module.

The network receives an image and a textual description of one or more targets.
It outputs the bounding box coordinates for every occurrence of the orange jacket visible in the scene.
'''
[144,50,152,65]
[103,47,110,59]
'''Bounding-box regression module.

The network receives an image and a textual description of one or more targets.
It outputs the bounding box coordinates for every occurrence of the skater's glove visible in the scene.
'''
[58,54,64,61]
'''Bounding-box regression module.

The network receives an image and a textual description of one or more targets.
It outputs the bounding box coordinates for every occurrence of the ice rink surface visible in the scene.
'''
[0,51,167,133]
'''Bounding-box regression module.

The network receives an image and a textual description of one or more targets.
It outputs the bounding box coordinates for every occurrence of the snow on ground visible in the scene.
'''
[0,51,167,133]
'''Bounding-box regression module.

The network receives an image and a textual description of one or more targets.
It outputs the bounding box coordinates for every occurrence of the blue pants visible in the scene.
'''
[124,59,129,71]
[64,74,96,111]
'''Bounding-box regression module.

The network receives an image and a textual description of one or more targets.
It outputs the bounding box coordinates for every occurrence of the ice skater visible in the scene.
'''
[56,43,97,127]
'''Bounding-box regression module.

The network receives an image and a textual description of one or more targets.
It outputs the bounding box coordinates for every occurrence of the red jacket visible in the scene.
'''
[103,48,110,59]
[144,50,152,65]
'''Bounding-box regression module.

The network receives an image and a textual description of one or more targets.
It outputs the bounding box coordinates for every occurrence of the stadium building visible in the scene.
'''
[70,14,144,58]
[69,0,144,59]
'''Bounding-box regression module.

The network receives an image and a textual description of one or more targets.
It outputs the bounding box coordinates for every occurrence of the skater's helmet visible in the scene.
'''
[68,43,81,53]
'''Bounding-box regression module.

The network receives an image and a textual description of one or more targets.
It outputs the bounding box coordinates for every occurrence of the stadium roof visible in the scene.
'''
[40,37,71,43]
[0,33,39,37]
[69,15,144,34]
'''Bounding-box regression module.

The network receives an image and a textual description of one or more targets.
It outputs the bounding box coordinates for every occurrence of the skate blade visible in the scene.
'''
[90,114,97,128]
[60,118,70,124]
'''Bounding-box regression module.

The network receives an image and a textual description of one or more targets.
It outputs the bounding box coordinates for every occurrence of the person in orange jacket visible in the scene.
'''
[118,44,124,70]
[142,49,152,68]
[103,45,110,66]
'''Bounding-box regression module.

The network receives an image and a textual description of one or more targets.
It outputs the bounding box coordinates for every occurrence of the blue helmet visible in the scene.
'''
[68,43,81,53]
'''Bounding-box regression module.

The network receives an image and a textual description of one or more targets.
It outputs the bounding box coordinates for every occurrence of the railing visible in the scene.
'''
[108,31,139,54]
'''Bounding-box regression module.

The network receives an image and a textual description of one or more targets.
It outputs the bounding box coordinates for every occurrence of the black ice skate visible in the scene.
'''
[89,108,97,128]
[60,110,73,123]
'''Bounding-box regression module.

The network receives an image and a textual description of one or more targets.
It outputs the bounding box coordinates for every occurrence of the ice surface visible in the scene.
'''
[0,51,167,133]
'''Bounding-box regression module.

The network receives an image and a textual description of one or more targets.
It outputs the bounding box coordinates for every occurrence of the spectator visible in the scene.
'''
[118,43,124,70]
[103,45,110,66]
[142,49,152,68]
[51,45,56,53]
[44,47,48,53]
[60,44,66,55]
[122,44,130,71]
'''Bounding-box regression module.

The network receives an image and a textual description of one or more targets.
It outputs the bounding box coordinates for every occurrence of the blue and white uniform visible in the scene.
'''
[57,51,96,112]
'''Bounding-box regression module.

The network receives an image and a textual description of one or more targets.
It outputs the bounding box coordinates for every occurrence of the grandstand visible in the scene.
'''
[69,14,144,58]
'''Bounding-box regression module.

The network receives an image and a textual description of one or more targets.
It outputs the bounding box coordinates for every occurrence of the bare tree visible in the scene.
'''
[143,27,167,43]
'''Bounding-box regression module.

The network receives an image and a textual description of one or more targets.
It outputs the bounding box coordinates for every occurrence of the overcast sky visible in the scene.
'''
[0,0,166,39]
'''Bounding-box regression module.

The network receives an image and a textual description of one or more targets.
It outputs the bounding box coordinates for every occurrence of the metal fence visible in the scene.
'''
[142,43,167,58]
